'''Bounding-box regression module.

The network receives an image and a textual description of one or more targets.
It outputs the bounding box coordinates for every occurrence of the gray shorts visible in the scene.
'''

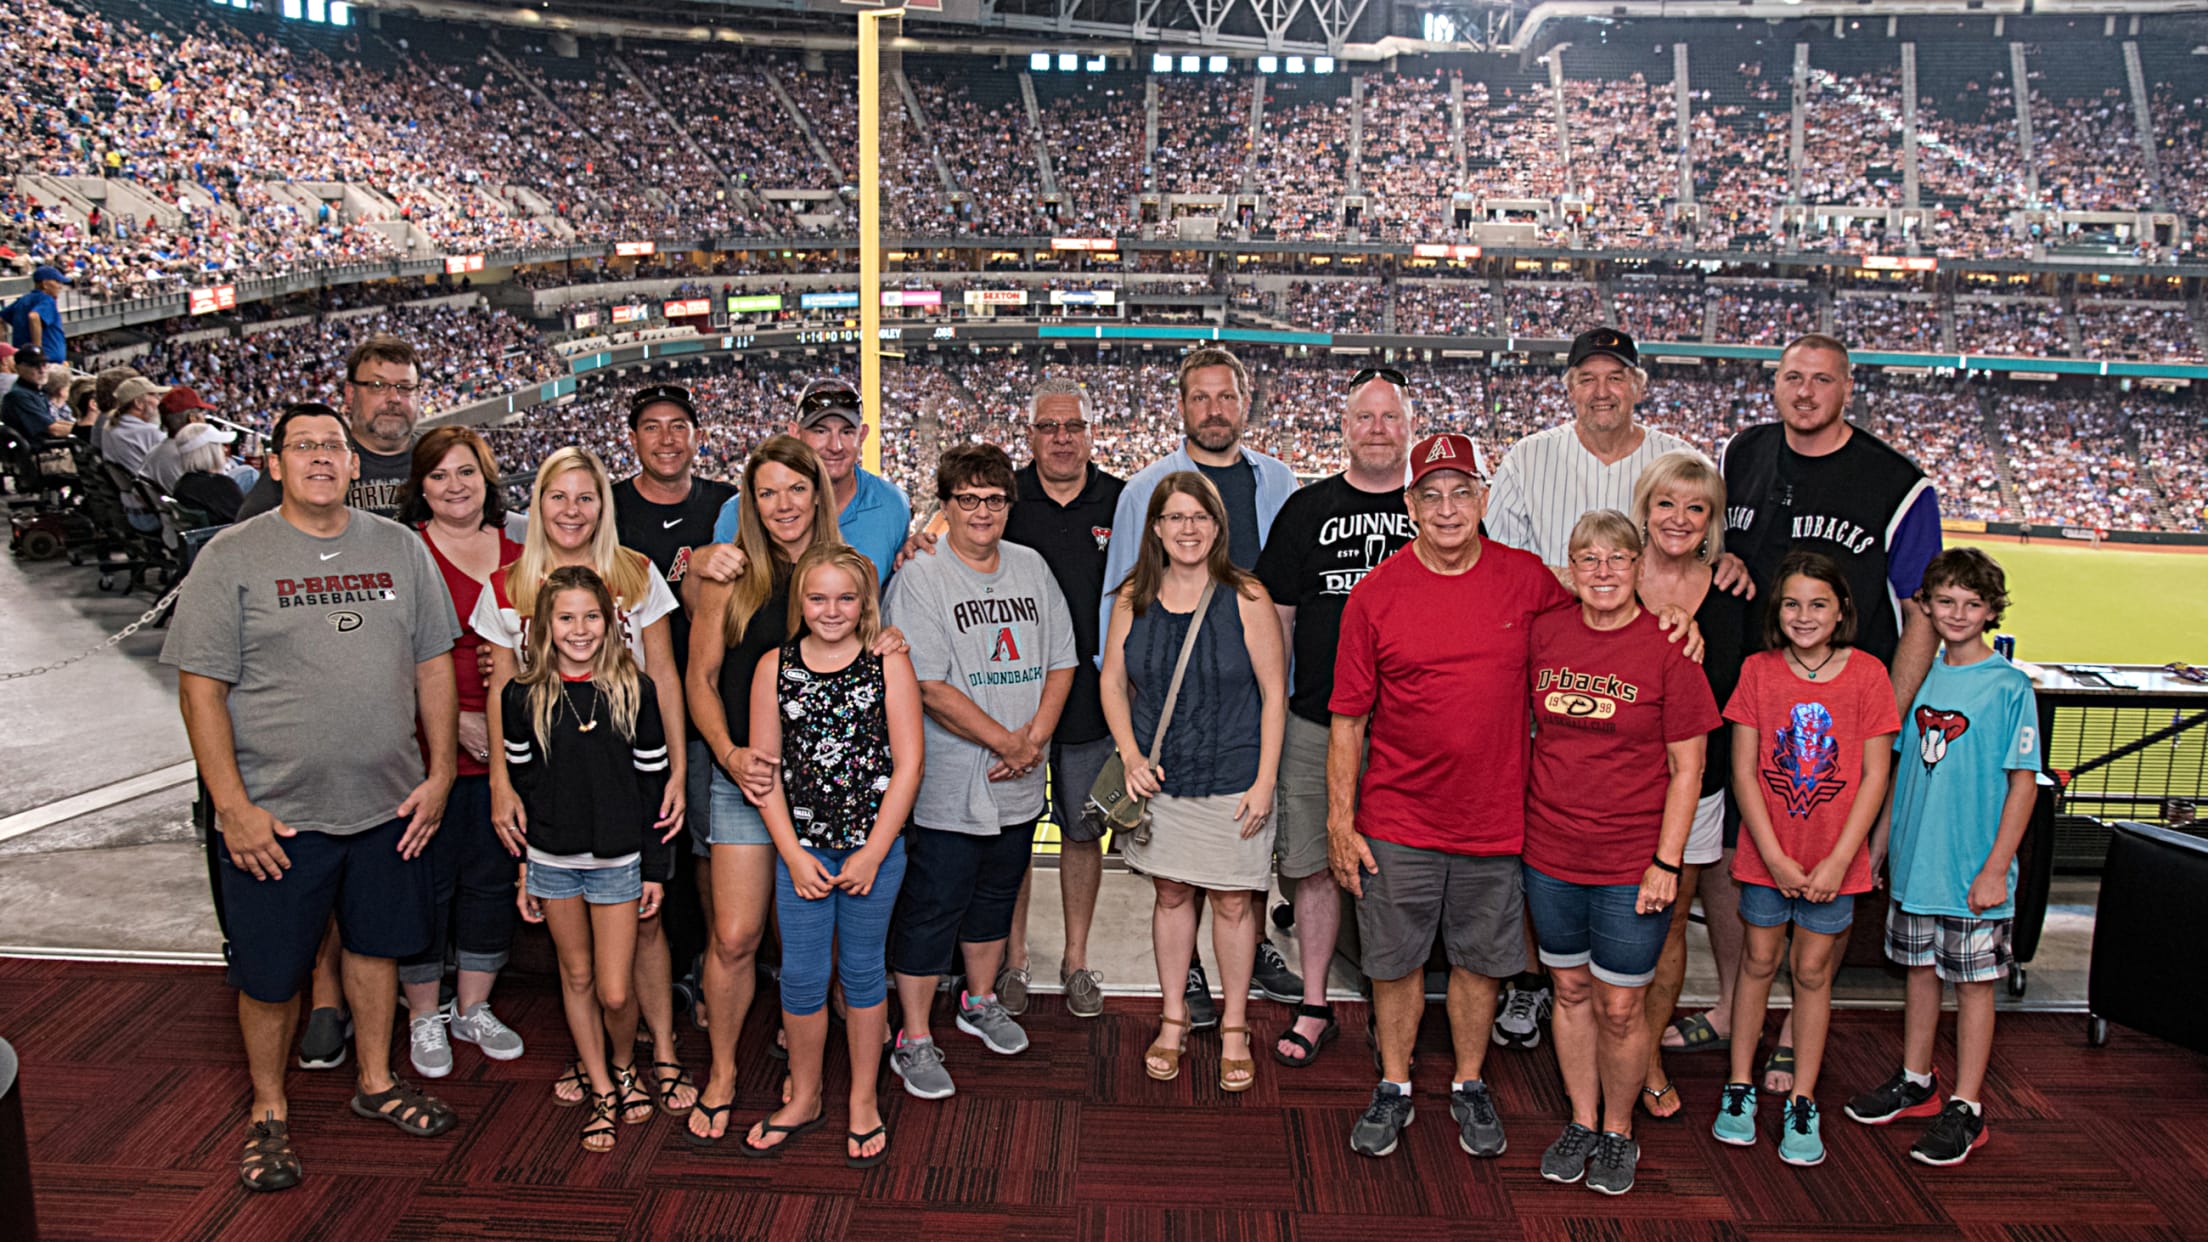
[1051,736,1116,845]
[1273,714,1338,881]
[1354,837,1527,982]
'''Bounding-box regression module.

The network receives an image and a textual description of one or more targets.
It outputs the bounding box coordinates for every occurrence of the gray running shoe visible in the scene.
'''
[296,1006,351,1070]
[1450,1080,1508,1157]
[449,1002,525,1061]
[1491,981,1551,1049]
[408,1009,453,1080]
[994,964,1032,1016]
[955,994,1031,1055]
[1253,941,1303,1004]
[1585,1131,1641,1196]
[1541,1122,1600,1183]
[1350,1083,1415,1158]
[891,1036,957,1100]
[1061,966,1106,1019]
[1184,963,1219,1030]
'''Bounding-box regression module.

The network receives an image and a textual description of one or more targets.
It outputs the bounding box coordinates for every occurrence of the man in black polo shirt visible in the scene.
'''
[609,382,738,1023]
[1254,366,1418,1065]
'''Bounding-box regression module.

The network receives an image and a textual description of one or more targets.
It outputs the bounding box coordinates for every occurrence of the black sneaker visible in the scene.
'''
[1185,963,1219,1030]
[1585,1130,1641,1196]
[1253,941,1303,1004]
[1449,1080,1507,1157]
[1350,1083,1415,1158]
[1909,1099,1989,1167]
[1540,1121,1600,1183]
[1845,1069,1942,1126]
[295,1007,351,1070]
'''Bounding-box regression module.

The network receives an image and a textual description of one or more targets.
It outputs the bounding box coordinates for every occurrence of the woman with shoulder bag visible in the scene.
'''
[1098,472,1287,1093]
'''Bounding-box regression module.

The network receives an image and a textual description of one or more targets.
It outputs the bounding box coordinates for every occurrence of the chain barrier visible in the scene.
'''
[0,584,184,680]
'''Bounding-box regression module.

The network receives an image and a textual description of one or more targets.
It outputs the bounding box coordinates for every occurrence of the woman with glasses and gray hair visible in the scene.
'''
[1521,508,1718,1196]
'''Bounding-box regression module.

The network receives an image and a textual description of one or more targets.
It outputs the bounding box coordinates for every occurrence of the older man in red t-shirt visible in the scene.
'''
[1327,432,1575,1161]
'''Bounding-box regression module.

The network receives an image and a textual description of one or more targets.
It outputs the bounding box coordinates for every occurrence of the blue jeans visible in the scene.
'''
[775,838,908,1015]
[1523,863,1670,988]
[1737,881,1857,935]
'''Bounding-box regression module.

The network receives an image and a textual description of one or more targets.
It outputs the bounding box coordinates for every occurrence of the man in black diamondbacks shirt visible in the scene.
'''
[1254,366,1418,1066]
[237,335,423,521]
[609,382,737,1026]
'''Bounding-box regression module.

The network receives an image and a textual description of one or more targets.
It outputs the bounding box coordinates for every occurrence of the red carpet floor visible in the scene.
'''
[7,956,2206,1240]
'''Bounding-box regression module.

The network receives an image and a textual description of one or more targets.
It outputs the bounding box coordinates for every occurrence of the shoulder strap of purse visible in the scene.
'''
[1146,580,1216,767]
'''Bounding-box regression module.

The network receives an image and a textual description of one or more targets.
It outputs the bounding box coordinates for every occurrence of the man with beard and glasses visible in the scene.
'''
[1254,367,1419,1068]
[1098,346,1303,1020]
[237,336,424,522]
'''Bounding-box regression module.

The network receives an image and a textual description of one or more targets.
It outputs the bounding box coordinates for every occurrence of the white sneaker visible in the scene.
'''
[409,1009,454,1079]
[449,1001,526,1061]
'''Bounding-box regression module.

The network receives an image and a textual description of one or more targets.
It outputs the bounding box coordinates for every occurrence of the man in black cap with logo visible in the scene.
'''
[1482,326,1700,1048]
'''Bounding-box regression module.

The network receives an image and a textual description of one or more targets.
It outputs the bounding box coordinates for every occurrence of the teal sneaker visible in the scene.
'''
[1778,1095,1826,1166]
[1713,1082,1758,1146]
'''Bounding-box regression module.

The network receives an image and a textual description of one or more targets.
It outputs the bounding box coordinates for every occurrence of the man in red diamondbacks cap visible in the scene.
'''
[1327,431,1576,1163]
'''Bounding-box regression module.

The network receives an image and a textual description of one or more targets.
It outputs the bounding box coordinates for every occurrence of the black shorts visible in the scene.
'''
[889,820,1037,977]
[219,817,434,1003]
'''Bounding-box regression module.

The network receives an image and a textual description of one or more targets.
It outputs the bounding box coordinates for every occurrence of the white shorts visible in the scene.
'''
[1684,790,1725,867]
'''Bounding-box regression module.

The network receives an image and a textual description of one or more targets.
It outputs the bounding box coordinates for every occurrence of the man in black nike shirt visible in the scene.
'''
[611,382,737,1017]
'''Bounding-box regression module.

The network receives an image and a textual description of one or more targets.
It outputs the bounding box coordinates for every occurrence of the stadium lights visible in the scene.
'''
[1180,54,1202,72]
[1032,52,1052,71]
[1153,52,1174,72]
[1258,55,1278,72]
[1059,52,1079,71]
[1086,54,1107,71]
[1285,56,1306,73]
[1314,55,1335,72]
[1208,55,1228,72]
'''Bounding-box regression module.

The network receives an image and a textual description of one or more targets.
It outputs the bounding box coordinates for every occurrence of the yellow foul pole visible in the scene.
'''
[857,8,902,478]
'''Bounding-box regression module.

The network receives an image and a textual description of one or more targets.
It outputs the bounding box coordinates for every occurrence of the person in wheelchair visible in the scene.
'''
[2,349,72,443]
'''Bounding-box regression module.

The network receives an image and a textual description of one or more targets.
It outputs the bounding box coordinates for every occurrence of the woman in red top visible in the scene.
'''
[1523,510,1717,1197]
[393,428,529,1078]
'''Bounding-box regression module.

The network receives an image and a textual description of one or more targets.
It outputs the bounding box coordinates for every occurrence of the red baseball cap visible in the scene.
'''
[1408,432,1487,487]
[159,386,216,415]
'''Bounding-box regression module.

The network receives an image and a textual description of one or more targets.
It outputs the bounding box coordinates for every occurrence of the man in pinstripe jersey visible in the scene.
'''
[1483,327,1706,1050]
[1486,329,1699,587]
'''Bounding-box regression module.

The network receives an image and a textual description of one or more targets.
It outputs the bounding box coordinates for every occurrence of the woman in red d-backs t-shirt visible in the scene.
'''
[1524,511,1717,1190]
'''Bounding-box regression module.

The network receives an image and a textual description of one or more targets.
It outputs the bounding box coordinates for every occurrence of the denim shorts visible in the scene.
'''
[1737,880,1857,935]
[1522,863,1670,988]
[701,769,774,850]
[526,857,644,906]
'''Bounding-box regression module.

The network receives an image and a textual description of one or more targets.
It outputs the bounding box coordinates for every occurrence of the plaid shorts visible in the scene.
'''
[1884,901,2014,984]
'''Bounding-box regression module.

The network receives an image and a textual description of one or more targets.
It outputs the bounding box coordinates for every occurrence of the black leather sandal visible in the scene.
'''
[238,1116,303,1193]
[1272,1002,1339,1067]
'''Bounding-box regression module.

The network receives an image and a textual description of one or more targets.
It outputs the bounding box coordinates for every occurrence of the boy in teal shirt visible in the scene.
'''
[1844,548,2040,1167]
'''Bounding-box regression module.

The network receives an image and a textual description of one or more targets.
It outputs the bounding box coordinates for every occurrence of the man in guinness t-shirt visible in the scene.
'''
[610,382,737,1020]
[237,336,424,521]
[1253,366,1417,1067]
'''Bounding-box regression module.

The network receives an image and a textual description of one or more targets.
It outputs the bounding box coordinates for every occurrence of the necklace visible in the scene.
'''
[1788,647,1839,680]
[557,680,599,732]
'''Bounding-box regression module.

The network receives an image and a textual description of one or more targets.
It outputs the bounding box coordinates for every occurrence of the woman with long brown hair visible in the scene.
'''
[1098,471,1287,1093]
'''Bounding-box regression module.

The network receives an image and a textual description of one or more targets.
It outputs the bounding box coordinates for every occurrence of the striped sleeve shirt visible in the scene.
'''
[1485,422,1699,567]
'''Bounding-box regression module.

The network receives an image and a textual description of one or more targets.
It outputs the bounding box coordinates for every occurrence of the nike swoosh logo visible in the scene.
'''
[319,552,342,561]
[662,519,683,529]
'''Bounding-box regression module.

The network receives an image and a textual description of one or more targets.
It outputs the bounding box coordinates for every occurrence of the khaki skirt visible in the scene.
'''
[1120,792,1276,891]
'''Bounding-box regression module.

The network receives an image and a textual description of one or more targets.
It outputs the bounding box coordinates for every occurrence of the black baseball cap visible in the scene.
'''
[795,377,863,429]
[627,383,696,429]
[1566,326,1639,371]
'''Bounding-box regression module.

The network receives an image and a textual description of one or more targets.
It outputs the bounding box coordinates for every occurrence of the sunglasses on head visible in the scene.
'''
[1349,366,1410,391]
[799,382,862,416]
[628,384,693,415]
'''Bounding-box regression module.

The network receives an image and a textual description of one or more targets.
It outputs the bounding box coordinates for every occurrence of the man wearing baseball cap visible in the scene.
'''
[707,375,912,585]
[139,386,251,492]
[4,265,72,364]
[1327,431,1574,1162]
[1,346,71,441]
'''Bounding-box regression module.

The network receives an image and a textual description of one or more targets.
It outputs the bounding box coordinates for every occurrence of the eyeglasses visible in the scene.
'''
[348,379,423,397]
[1571,552,1640,573]
[1031,419,1089,438]
[1349,366,1410,390]
[947,492,1010,512]
[798,383,862,417]
[283,439,352,456]
[1158,512,1216,529]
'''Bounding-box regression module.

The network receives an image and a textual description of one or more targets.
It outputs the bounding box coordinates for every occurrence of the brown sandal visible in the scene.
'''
[1219,1025,1257,1094]
[1144,1014,1191,1081]
[581,1090,618,1154]
[238,1115,302,1193]
[350,1078,457,1137]
[550,1060,588,1109]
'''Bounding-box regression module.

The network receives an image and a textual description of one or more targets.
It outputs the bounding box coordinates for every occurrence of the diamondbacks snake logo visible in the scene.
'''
[1914,706,1970,772]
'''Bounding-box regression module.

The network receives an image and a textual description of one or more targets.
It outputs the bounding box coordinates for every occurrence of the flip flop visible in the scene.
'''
[683,1100,734,1147]
[846,1124,890,1169]
[1663,1012,1731,1052]
[1640,1082,1682,1120]
[1763,1045,1797,1093]
[738,1109,826,1159]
